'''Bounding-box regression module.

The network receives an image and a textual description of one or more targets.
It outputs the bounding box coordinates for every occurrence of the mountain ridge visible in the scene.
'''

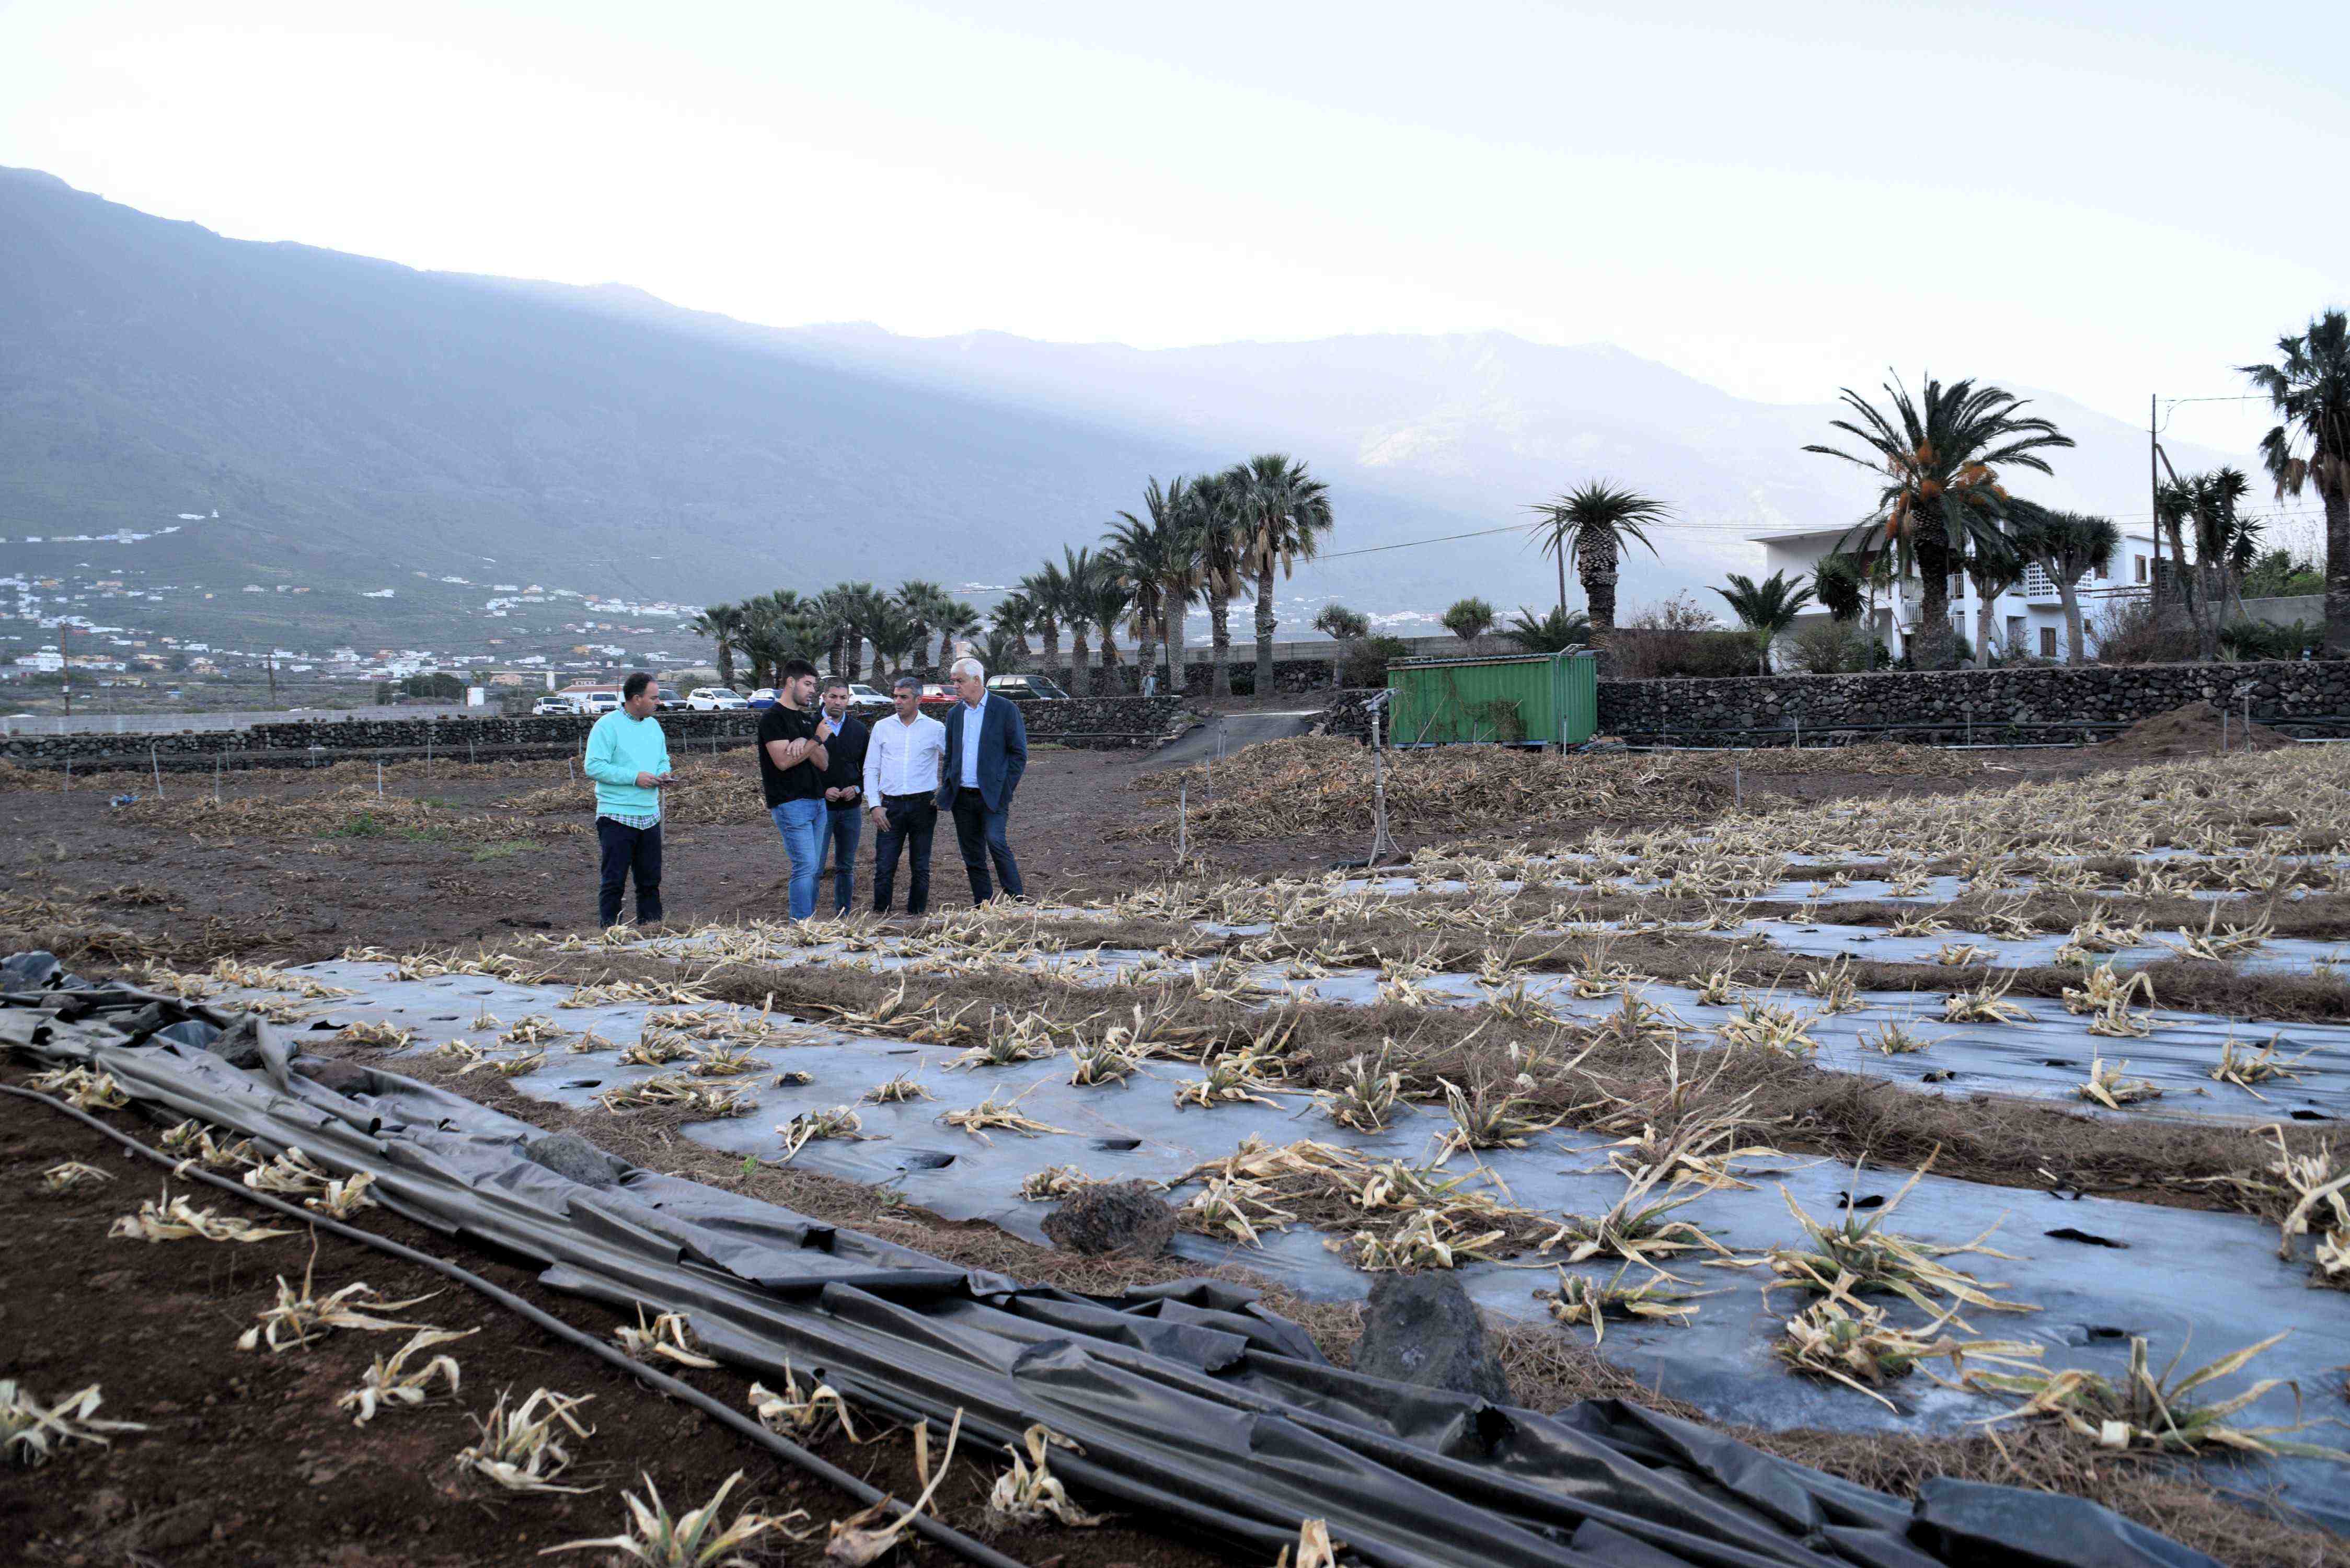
[1,166,2232,652]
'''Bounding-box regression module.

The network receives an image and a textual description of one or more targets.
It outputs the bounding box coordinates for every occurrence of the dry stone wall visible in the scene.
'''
[1595,661,2350,743]
[3,696,1194,771]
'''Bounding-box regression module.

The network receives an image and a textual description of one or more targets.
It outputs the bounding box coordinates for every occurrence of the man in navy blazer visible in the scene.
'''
[934,656,1028,902]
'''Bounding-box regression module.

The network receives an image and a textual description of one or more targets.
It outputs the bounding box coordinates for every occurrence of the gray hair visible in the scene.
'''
[892,675,922,694]
[950,656,986,683]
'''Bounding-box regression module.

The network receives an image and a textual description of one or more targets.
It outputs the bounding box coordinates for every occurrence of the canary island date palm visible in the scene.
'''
[1528,481,1668,635]
[2242,309,2350,655]
[1806,376,2072,670]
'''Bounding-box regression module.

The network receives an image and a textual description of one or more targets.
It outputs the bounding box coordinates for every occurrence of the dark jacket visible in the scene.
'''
[935,693,1027,813]
[819,713,869,807]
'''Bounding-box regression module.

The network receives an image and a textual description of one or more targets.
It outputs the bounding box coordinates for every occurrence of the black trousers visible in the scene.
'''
[950,787,1023,903]
[596,817,662,927]
[871,795,937,915]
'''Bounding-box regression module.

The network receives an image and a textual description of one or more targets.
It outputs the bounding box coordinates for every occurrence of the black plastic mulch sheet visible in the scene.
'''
[1,964,2225,1568]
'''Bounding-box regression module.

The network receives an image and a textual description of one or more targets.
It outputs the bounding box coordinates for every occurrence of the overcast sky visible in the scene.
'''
[5,0,2342,454]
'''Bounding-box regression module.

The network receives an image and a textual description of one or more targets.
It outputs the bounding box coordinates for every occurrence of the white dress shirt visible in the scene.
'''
[958,698,986,789]
[864,709,947,800]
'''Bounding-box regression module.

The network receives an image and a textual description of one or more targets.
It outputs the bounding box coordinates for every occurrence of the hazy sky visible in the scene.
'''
[5,0,2342,454]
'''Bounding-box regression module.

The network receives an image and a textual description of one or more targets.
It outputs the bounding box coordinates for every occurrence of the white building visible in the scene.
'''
[1750,523,2162,661]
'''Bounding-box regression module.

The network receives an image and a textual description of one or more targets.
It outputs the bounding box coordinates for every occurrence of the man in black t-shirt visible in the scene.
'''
[812,677,871,915]
[755,660,830,919]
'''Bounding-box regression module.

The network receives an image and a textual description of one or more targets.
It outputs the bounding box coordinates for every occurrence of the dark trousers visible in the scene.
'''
[596,817,662,927]
[816,805,863,915]
[871,795,937,915]
[950,787,1023,903]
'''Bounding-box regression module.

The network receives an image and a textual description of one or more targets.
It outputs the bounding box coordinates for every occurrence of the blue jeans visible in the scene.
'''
[768,797,827,920]
[816,805,863,915]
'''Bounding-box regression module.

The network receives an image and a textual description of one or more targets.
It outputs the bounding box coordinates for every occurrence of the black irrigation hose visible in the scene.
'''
[0,1081,1032,1568]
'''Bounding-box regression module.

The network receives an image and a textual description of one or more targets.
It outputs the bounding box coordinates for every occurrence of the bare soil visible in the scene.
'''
[0,1080,1243,1568]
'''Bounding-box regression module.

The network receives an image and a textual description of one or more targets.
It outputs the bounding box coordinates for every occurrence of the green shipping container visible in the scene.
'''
[1384,651,1596,747]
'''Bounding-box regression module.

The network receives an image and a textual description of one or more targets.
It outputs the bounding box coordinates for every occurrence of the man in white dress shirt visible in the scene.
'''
[862,675,949,917]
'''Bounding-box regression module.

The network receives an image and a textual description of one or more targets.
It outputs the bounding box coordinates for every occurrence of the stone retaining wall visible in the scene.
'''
[2,696,1194,771]
[1595,661,2350,742]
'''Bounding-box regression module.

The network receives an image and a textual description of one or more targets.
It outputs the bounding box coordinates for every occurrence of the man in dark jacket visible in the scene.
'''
[813,677,870,916]
[933,656,1027,902]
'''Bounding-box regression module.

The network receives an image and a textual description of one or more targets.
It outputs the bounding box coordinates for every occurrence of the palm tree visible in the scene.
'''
[932,598,981,670]
[1232,454,1334,699]
[1017,564,1067,676]
[989,592,1035,667]
[1811,555,1866,625]
[2242,309,2350,655]
[859,596,923,677]
[690,602,746,688]
[1085,563,1134,691]
[1712,570,1816,674]
[981,626,1023,673]
[1442,597,1495,644]
[891,581,952,675]
[1180,469,1251,699]
[2010,505,2118,664]
[1502,605,1592,653]
[1057,547,1100,697]
[735,590,824,686]
[1805,375,2073,670]
[1527,481,1668,635]
[814,581,884,681]
[1104,492,1174,685]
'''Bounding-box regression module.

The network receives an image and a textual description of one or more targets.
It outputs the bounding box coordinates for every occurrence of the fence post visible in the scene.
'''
[150,744,162,798]
[377,759,384,797]
[1734,759,1742,811]
[1178,778,1188,862]
[214,752,221,801]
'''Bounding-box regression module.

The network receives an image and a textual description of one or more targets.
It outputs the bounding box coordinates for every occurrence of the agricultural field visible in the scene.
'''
[6,709,2349,1566]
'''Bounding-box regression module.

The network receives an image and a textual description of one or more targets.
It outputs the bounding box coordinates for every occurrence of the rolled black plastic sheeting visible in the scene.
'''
[1,962,2227,1568]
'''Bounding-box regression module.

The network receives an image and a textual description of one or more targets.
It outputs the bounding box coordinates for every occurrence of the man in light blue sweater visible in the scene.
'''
[583,672,674,927]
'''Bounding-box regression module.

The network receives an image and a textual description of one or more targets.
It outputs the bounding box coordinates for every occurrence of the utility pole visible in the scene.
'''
[266,654,278,702]
[2149,394,2163,610]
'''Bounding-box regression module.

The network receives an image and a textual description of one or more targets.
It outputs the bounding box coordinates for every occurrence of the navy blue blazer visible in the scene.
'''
[935,693,1028,813]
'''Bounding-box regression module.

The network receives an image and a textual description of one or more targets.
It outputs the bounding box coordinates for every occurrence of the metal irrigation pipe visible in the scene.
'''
[0,1082,1033,1568]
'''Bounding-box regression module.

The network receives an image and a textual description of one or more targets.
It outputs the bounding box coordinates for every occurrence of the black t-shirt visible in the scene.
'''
[755,703,826,808]
[820,714,869,805]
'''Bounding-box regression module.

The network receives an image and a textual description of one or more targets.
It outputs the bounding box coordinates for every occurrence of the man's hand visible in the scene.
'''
[634,770,664,789]
[868,805,888,830]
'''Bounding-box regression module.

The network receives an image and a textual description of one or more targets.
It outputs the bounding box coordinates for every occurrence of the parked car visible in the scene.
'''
[746,687,779,709]
[532,695,575,716]
[917,683,954,710]
[846,683,891,713]
[579,690,621,714]
[986,674,1069,701]
[687,686,747,711]
[657,689,688,712]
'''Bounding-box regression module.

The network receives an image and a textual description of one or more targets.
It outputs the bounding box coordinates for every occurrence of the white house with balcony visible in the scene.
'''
[1750,523,2162,661]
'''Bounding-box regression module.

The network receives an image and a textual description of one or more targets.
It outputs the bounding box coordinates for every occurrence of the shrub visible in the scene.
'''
[1788,620,1871,674]
[2089,599,2198,664]
[2219,619,2322,661]
[1340,635,1412,689]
